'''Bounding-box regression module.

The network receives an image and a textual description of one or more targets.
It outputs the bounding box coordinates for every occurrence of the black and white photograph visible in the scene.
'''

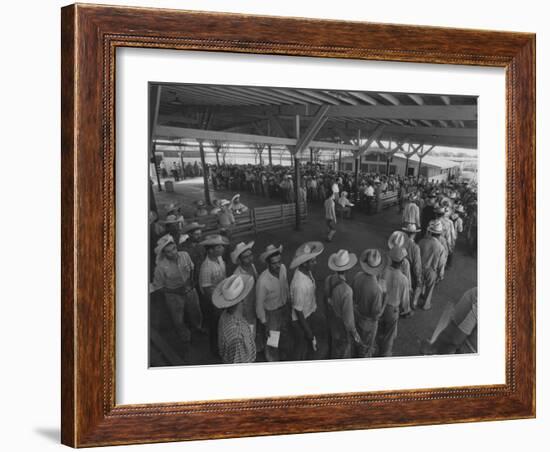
[148,82,478,367]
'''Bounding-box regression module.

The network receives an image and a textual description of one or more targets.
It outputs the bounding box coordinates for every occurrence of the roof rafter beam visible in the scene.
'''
[155,125,359,151]
[294,105,331,155]
[356,125,386,156]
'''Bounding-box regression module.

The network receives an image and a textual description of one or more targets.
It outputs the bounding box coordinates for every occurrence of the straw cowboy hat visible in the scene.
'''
[199,234,230,246]
[387,231,407,250]
[230,241,255,264]
[182,222,206,233]
[259,244,283,263]
[212,274,255,309]
[328,249,357,272]
[290,241,324,269]
[161,214,184,225]
[231,194,241,203]
[402,223,419,234]
[154,234,175,256]
[359,249,387,276]
[220,199,230,207]
[389,246,407,263]
[427,220,443,234]
[165,202,182,214]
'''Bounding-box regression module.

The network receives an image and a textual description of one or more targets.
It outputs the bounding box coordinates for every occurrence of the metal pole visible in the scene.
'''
[294,115,302,231]
[198,140,211,205]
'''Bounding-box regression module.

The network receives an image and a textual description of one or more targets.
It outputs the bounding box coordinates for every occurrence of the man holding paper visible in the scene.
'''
[256,244,291,361]
[290,241,325,360]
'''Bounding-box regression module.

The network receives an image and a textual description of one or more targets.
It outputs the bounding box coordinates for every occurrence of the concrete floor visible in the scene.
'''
[149,177,477,366]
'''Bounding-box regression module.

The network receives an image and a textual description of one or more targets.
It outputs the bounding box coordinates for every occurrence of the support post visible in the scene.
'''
[310,147,313,164]
[294,115,302,231]
[149,85,162,192]
[268,144,273,166]
[198,140,211,205]
[338,149,342,171]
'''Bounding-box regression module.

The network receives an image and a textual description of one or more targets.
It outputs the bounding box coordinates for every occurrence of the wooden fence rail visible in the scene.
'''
[185,202,308,239]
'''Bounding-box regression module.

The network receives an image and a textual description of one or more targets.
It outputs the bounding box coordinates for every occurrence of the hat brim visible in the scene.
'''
[259,246,283,263]
[230,241,255,265]
[200,237,230,246]
[289,250,323,269]
[212,276,255,309]
[182,223,206,233]
[328,253,358,272]
[359,252,388,276]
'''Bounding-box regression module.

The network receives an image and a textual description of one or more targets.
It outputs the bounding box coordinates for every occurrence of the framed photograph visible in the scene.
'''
[61,3,535,447]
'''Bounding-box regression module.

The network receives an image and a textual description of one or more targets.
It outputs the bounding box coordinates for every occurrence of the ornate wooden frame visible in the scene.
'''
[61,3,536,447]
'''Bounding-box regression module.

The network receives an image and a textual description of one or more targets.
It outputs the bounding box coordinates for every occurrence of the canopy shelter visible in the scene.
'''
[149,83,478,228]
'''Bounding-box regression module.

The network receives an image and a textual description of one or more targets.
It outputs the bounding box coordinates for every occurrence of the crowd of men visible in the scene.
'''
[149,169,478,364]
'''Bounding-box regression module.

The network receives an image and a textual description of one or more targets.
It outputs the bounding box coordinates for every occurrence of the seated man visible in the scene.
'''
[230,194,249,215]
[337,191,354,219]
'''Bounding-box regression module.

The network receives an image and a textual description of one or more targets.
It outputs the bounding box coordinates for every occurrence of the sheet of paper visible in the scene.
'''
[267,330,280,348]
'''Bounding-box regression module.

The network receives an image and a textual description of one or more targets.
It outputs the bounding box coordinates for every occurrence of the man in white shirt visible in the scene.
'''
[289,241,324,360]
[255,245,292,361]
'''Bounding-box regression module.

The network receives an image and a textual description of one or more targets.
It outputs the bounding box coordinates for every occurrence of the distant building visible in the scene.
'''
[340,151,461,182]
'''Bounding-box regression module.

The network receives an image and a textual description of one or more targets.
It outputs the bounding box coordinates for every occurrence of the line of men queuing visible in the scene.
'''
[150,182,477,364]
[158,160,204,182]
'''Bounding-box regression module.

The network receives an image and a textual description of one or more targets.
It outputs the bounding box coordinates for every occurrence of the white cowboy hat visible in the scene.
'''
[387,231,407,250]
[389,246,407,263]
[328,249,357,272]
[212,274,255,309]
[199,234,230,246]
[456,205,465,213]
[402,223,419,233]
[181,222,206,233]
[154,234,175,256]
[178,234,190,245]
[165,202,182,213]
[220,199,230,207]
[231,194,241,203]
[359,249,387,276]
[161,214,184,225]
[427,220,443,234]
[230,241,255,264]
[290,241,324,269]
[259,244,283,263]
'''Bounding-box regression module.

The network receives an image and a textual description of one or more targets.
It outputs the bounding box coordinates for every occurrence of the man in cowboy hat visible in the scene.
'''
[418,220,447,310]
[387,231,413,317]
[153,234,202,343]
[256,244,291,361]
[353,249,388,357]
[378,246,410,357]
[181,222,207,285]
[324,249,361,359]
[213,274,257,363]
[217,199,236,238]
[162,214,187,250]
[324,191,337,242]
[402,192,420,228]
[193,199,208,217]
[401,223,423,310]
[199,234,230,355]
[230,194,249,215]
[231,241,259,349]
[337,191,354,219]
[420,193,437,238]
[290,241,324,360]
